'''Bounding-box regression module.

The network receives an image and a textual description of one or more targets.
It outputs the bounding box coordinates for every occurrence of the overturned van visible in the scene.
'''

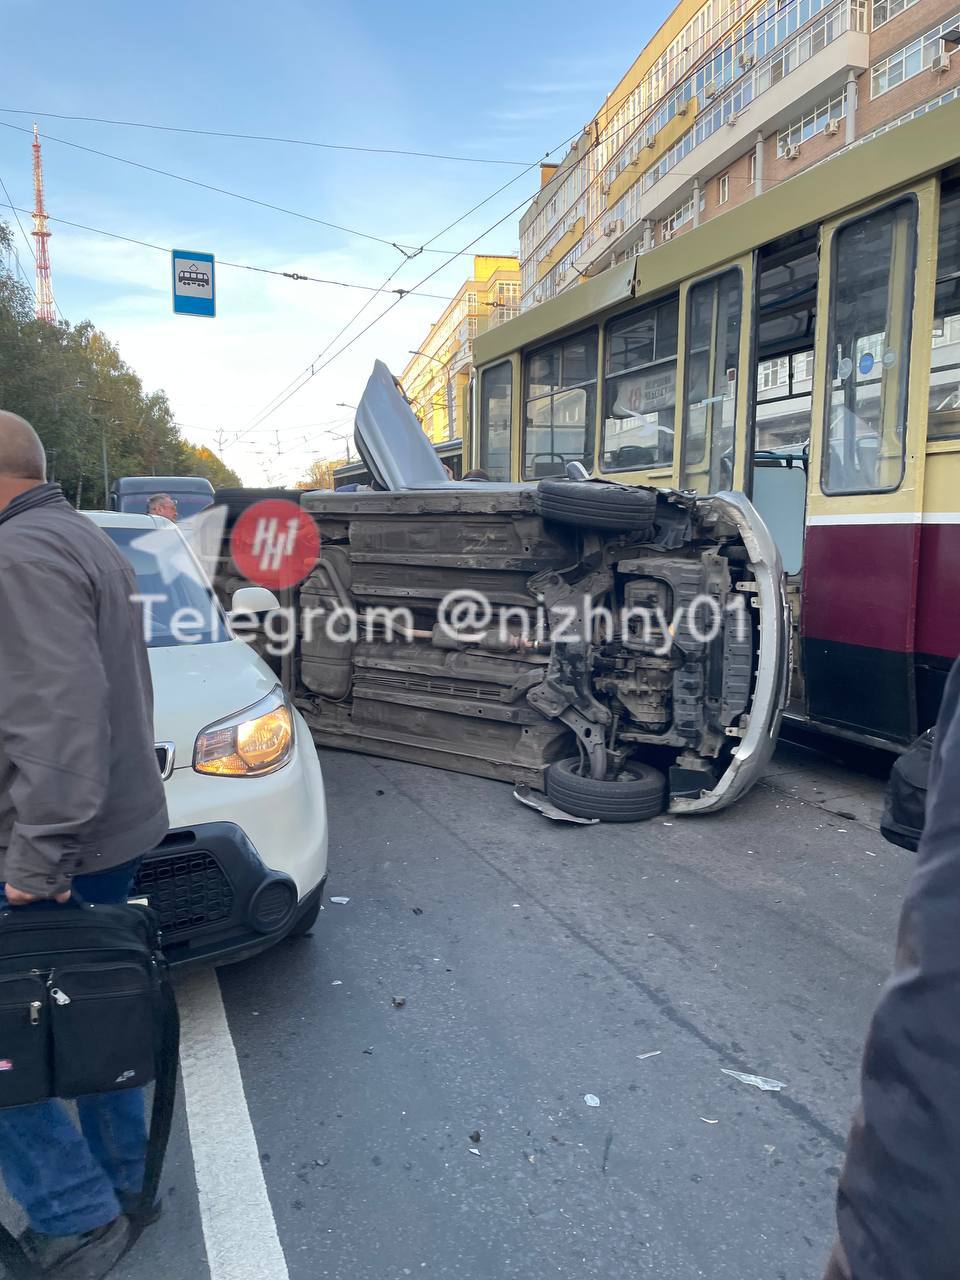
[287,362,789,821]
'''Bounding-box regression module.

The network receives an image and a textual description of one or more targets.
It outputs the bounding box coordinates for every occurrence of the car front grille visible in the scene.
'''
[133,851,234,935]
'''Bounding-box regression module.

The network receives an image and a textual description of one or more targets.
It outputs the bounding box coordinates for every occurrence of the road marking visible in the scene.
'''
[177,969,289,1280]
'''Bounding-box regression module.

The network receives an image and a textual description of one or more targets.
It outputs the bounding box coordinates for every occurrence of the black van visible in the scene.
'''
[109,475,215,518]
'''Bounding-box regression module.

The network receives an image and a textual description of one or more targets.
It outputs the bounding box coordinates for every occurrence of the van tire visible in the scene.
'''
[535,479,658,533]
[545,757,667,822]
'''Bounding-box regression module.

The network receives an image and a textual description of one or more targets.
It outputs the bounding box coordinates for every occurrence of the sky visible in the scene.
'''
[0,0,672,484]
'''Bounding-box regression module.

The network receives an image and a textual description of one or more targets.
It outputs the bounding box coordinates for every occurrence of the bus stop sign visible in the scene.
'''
[172,250,216,318]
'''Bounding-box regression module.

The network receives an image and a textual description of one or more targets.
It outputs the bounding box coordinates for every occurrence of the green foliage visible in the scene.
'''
[0,222,241,506]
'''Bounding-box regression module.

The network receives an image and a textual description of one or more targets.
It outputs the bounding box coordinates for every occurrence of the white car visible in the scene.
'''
[87,512,329,967]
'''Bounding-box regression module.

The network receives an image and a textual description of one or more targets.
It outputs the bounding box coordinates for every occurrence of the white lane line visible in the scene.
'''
[177,969,289,1280]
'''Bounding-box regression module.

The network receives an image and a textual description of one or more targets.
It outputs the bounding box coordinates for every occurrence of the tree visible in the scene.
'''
[0,221,241,502]
[297,456,349,491]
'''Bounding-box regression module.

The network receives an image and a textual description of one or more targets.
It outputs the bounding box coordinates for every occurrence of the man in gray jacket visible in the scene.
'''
[0,410,168,1278]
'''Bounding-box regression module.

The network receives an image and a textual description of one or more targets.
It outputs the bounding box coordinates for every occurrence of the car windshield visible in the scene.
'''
[118,494,213,518]
[102,525,229,648]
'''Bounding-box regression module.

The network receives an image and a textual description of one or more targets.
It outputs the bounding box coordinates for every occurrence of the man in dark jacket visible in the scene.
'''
[824,657,960,1279]
[0,411,169,1278]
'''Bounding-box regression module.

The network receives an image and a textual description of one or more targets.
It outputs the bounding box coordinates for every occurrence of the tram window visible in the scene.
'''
[680,269,742,492]
[478,361,513,481]
[823,199,917,494]
[523,329,598,478]
[601,294,678,472]
[930,184,960,441]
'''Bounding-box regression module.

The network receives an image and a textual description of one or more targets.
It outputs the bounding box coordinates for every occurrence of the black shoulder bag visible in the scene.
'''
[0,898,180,1278]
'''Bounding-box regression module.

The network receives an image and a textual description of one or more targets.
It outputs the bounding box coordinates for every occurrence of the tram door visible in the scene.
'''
[746,229,819,711]
[803,190,934,745]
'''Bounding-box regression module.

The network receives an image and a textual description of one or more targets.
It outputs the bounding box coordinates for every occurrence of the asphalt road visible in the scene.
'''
[48,742,918,1279]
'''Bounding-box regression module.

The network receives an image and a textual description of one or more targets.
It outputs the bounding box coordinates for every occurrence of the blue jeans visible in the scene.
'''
[0,860,147,1237]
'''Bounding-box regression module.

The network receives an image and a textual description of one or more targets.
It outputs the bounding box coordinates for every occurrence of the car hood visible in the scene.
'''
[148,639,279,771]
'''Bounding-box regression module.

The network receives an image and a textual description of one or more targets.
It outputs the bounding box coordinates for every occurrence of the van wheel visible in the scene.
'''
[545,757,667,822]
[535,479,658,533]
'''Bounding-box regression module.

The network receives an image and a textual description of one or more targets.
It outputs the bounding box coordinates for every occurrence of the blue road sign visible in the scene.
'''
[172,250,216,318]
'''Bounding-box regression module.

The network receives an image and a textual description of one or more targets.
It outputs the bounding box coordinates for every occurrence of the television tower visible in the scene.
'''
[31,123,56,324]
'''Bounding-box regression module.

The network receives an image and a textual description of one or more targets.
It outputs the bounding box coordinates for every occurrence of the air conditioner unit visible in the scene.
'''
[704,81,717,98]
[645,134,657,148]
[662,228,676,242]
[739,52,755,69]
[825,118,841,135]
[604,217,624,237]
[726,113,739,127]
[783,143,801,160]
[677,102,689,116]
[533,288,544,304]
[932,50,952,73]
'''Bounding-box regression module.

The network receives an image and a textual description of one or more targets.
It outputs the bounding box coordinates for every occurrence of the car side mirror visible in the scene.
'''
[230,586,280,615]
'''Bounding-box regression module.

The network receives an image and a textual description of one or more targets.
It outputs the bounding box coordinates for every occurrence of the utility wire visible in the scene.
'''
[0,108,533,167]
[0,202,458,301]
[0,120,501,259]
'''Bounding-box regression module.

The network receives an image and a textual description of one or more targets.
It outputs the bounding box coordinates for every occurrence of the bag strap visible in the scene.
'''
[129,977,180,1233]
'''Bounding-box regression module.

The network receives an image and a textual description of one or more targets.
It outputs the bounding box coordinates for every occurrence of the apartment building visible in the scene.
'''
[401,255,521,443]
[520,0,960,309]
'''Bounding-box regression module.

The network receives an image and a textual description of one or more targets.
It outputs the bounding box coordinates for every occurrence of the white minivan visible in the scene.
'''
[87,512,329,967]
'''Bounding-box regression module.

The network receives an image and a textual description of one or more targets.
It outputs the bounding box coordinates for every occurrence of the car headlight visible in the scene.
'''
[193,687,295,777]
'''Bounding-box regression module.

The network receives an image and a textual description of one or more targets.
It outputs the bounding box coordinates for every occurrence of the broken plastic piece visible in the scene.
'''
[330,896,351,905]
[721,1068,785,1091]
[513,784,599,825]
[583,1094,601,1107]
[636,1051,662,1061]
[700,1117,719,1124]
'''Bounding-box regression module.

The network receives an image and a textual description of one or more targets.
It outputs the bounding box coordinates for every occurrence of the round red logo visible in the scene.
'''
[230,499,320,590]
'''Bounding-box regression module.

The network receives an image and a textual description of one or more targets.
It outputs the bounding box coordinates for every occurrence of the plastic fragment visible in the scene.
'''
[392,997,406,1009]
[331,980,343,986]
[583,1094,601,1107]
[469,1148,481,1157]
[636,1051,662,1061]
[469,1130,481,1144]
[700,1117,719,1124]
[721,1068,785,1092]
[330,896,350,905]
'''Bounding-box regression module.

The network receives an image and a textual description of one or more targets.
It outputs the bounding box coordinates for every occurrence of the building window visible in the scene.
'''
[601,294,679,472]
[523,330,599,479]
[873,0,919,28]
[718,172,730,204]
[930,182,960,440]
[822,200,917,494]
[777,92,846,154]
[871,13,960,98]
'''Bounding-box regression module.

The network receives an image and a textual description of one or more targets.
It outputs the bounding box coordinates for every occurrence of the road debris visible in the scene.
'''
[583,1094,601,1107]
[721,1068,785,1092]
[411,907,423,915]
[392,996,406,1009]
[636,1050,662,1061]
[330,896,351,905]
[700,1117,719,1124]
[331,980,343,986]
[362,1047,373,1056]
[469,1148,481,1157]
[469,1130,481,1144]
[513,783,598,824]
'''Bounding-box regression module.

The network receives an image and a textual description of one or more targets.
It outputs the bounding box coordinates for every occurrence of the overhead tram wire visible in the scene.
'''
[239,180,543,439]
[0,202,458,302]
[237,91,700,441]
[0,109,534,167]
[0,120,499,259]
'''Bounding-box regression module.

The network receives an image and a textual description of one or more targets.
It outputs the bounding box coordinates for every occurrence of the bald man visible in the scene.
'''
[0,411,168,1277]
